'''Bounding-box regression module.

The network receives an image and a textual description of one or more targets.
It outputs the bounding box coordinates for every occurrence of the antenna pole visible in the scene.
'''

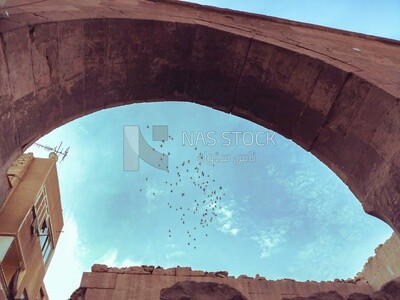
[34,142,70,163]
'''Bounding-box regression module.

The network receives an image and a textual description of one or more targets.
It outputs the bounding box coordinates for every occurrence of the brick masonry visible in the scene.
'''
[74,264,374,300]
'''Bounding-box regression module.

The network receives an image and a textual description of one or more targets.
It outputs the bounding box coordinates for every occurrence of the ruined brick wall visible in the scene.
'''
[72,265,375,300]
[357,232,400,290]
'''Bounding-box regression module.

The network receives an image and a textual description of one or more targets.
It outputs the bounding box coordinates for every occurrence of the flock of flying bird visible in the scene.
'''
[138,130,227,250]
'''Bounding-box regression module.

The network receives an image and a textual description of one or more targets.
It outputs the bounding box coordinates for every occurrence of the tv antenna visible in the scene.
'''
[34,142,70,162]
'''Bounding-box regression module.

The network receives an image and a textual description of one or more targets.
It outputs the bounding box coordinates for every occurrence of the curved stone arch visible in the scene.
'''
[0,1,399,235]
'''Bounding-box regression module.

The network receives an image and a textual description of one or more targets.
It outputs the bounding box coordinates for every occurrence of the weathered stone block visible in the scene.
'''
[141,265,155,273]
[91,264,108,273]
[125,266,150,275]
[160,281,248,300]
[153,268,167,275]
[205,272,217,278]
[3,28,35,101]
[83,288,114,300]
[216,271,229,278]
[255,274,266,280]
[80,272,117,289]
[165,268,176,276]
[176,266,192,276]
[108,267,125,274]
[191,270,206,277]
[57,20,84,82]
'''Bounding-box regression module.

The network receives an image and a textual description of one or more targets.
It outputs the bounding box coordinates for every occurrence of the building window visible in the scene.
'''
[39,219,53,264]
[33,188,55,265]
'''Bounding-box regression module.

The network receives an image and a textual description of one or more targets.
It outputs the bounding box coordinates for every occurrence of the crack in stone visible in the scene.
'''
[308,71,353,152]
[0,35,21,162]
[45,53,53,78]
[31,12,48,20]
[107,5,127,15]
[280,36,363,73]
[1,0,48,10]
[191,21,362,76]
[0,33,22,151]
[0,33,11,95]
[28,25,38,94]
[28,25,35,42]
[230,37,252,113]
[21,137,37,152]
[289,60,325,150]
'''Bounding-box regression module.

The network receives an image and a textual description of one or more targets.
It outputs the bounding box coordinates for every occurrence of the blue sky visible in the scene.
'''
[25,1,399,299]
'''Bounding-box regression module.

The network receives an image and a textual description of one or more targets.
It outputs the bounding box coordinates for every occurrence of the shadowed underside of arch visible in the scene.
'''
[0,0,400,235]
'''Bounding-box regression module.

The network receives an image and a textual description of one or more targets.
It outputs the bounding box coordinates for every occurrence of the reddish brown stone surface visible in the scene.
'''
[283,277,400,300]
[357,233,400,290]
[70,265,376,300]
[71,267,400,299]
[0,0,399,247]
[160,280,248,300]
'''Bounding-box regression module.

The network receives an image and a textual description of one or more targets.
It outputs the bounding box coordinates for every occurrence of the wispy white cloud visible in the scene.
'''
[164,242,186,261]
[217,204,240,236]
[290,233,353,280]
[97,249,119,266]
[166,251,186,259]
[97,249,143,267]
[252,228,287,258]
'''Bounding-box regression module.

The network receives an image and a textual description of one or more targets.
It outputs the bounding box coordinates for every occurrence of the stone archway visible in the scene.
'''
[0,0,399,235]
